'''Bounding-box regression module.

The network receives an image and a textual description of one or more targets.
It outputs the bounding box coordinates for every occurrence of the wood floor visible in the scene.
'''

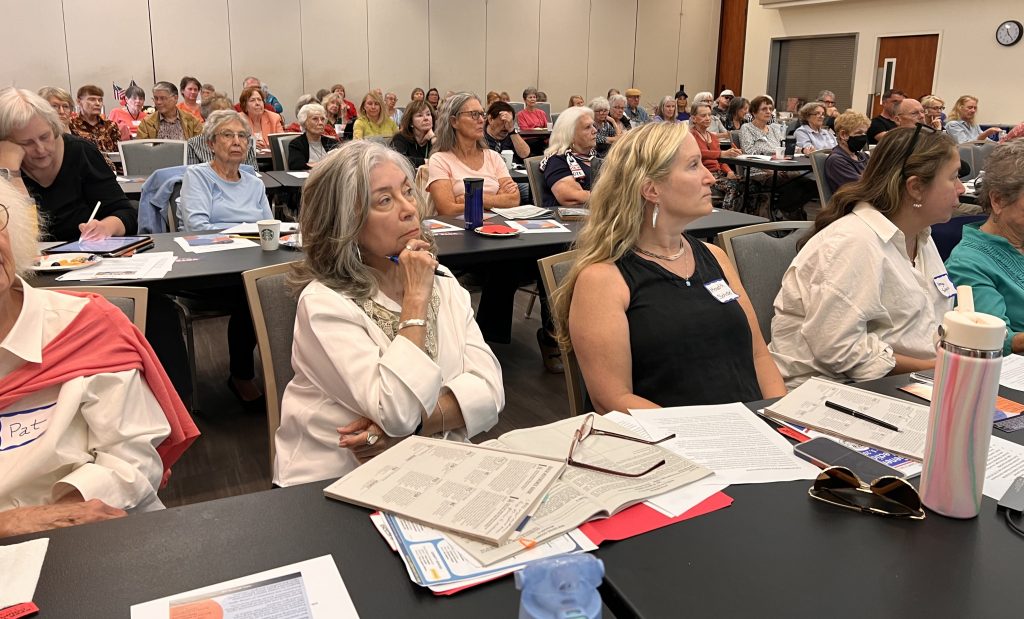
[160,292,569,508]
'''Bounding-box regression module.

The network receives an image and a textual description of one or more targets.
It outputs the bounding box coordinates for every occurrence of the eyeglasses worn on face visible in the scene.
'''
[217,131,251,142]
[458,111,486,120]
[0,203,8,232]
[809,466,924,519]
[566,413,676,478]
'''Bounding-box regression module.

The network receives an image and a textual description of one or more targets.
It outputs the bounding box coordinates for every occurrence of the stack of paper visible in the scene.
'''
[56,252,176,281]
[491,205,552,219]
[174,235,258,253]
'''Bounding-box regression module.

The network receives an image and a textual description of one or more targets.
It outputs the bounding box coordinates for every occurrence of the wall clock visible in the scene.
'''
[996,20,1022,47]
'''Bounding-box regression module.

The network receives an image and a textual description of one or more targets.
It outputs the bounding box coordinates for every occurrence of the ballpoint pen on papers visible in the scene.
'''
[824,400,900,432]
[385,255,453,277]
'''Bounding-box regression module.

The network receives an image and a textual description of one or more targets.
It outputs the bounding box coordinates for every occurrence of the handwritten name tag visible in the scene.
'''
[704,278,739,303]
[0,403,54,451]
[933,273,956,298]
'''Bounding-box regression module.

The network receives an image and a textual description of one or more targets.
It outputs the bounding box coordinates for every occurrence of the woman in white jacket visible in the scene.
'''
[273,141,504,486]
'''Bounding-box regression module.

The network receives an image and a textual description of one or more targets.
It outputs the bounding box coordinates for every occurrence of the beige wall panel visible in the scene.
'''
[0,0,69,93]
[228,0,304,122]
[743,0,1024,122]
[151,0,233,103]
[677,0,720,96]
[366,0,429,106]
[64,0,154,115]
[429,0,487,100]
[587,0,638,104]
[486,0,541,101]
[538,0,591,114]
[633,0,683,109]
[301,0,370,102]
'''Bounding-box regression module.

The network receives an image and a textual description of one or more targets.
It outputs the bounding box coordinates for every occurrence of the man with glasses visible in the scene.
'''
[894,98,926,129]
[867,88,905,145]
[713,89,734,122]
[816,89,839,129]
[623,88,649,126]
[136,82,203,140]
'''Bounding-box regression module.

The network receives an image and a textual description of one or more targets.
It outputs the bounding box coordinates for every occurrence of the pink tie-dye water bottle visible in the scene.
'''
[920,287,1006,518]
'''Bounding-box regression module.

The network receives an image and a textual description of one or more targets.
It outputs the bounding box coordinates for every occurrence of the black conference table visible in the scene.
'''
[720,154,813,219]
[7,374,1023,616]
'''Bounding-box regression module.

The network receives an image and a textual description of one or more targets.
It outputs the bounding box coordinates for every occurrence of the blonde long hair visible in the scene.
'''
[551,121,690,351]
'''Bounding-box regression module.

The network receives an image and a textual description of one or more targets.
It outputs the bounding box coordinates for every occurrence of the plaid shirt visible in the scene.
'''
[69,116,120,171]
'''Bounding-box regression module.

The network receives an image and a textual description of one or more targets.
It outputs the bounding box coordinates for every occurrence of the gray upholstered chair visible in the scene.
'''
[45,286,148,333]
[716,221,813,343]
[537,250,585,417]
[972,141,997,173]
[525,156,545,209]
[536,102,551,121]
[271,132,302,171]
[808,149,833,207]
[510,101,525,114]
[118,139,187,176]
[958,144,978,181]
[242,262,300,465]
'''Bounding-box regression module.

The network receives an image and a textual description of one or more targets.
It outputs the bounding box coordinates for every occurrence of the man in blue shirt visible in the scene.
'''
[624,88,649,126]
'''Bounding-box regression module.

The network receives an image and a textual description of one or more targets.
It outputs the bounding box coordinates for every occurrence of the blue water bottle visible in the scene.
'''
[515,554,604,619]
[463,177,484,230]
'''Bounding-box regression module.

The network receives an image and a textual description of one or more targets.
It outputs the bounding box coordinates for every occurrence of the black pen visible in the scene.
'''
[824,400,900,432]
[386,255,453,277]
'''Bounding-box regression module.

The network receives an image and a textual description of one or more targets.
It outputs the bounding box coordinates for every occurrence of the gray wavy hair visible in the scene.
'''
[289,141,437,300]
[297,103,326,125]
[608,94,627,108]
[0,178,43,277]
[202,110,251,145]
[433,93,485,154]
[979,139,1024,212]
[692,91,714,105]
[589,97,610,113]
[545,106,594,156]
[0,88,64,140]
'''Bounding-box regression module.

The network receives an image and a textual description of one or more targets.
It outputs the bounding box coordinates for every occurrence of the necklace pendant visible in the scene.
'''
[685,279,691,287]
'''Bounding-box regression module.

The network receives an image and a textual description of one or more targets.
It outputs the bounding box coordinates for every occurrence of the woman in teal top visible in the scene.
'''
[946,140,1024,355]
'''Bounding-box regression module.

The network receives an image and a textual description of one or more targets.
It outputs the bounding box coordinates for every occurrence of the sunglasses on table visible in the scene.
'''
[566,413,676,477]
[808,466,925,520]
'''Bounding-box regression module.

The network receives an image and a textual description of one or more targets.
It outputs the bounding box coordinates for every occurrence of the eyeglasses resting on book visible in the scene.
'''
[566,413,676,478]
[808,465,925,520]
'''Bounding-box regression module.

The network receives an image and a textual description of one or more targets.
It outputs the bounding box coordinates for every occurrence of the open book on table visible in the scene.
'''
[449,415,711,565]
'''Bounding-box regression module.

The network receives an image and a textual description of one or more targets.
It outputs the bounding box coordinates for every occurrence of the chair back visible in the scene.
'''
[537,102,551,121]
[46,286,148,333]
[730,130,742,150]
[716,221,813,343]
[271,132,301,170]
[118,140,187,176]
[510,101,525,114]
[932,215,987,261]
[525,156,545,208]
[972,141,997,173]
[242,262,300,465]
[808,149,833,207]
[166,181,183,232]
[551,112,560,126]
[958,144,978,181]
[415,164,429,191]
[537,251,587,417]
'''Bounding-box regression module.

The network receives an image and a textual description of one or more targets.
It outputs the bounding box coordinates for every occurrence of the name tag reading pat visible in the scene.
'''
[705,278,739,303]
[933,273,956,298]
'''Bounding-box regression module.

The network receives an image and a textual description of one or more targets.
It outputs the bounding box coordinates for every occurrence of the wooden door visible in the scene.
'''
[715,0,747,96]
[872,35,938,116]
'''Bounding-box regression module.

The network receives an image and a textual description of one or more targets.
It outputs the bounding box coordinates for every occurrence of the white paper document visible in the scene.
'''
[130,555,358,618]
[505,219,571,234]
[424,219,465,234]
[174,235,259,253]
[982,436,1024,499]
[491,205,552,219]
[56,252,176,281]
[220,222,299,235]
[631,403,820,486]
[287,171,310,178]
[999,354,1024,391]
[0,537,49,609]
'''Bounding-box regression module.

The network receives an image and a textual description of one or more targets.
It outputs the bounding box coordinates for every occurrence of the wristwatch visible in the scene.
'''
[511,127,520,135]
[0,168,22,180]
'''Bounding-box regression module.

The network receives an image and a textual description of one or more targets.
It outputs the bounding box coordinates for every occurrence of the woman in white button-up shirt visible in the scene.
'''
[273,141,503,486]
[770,126,966,388]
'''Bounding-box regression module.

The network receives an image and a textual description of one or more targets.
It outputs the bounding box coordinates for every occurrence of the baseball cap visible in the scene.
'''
[719,89,735,98]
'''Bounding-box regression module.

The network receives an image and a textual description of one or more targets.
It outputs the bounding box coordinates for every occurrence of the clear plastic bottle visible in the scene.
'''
[515,554,604,619]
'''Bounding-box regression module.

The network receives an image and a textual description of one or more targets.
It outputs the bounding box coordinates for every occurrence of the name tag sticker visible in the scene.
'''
[705,278,739,303]
[933,273,956,298]
[0,402,54,451]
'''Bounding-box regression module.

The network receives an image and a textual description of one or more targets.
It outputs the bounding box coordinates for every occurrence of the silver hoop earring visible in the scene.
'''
[652,204,659,229]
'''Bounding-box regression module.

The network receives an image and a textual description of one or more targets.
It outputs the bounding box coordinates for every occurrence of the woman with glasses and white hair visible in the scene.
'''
[288,103,339,170]
[0,88,135,242]
[273,141,503,485]
[921,95,945,130]
[426,93,519,216]
[770,127,966,388]
[793,101,836,155]
[608,93,630,133]
[591,97,620,157]
[551,122,784,411]
[540,106,597,207]
[0,178,198,538]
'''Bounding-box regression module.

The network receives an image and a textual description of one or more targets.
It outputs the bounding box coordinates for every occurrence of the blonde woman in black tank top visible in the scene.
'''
[550,122,786,413]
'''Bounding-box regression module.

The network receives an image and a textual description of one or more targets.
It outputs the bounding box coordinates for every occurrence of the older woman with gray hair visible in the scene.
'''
[0,177,197,538]
[185,95,258,167]
[946,139,1024,356]
[693,91,729,139]
[517,87,548,130]
[0,87,135,241]
[652,96,679,123]
[288,103,339,170]
[272,141,503,485]
[540,106,597,207]
[608,93,630,133]
[591,97,620,156]
[793,101,836,154]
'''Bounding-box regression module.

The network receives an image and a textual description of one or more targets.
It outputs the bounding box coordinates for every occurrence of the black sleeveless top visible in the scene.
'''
[614,235,762,406]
